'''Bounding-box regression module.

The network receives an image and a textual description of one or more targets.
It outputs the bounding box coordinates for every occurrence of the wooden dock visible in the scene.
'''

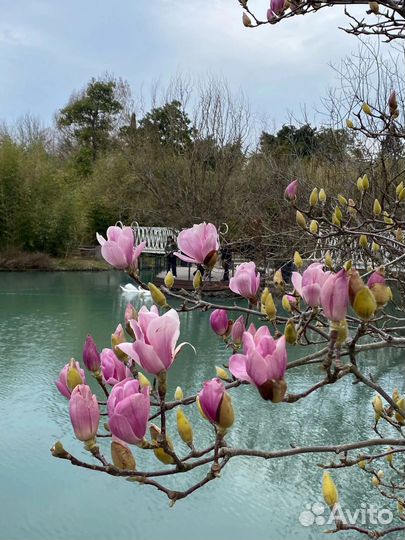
[153,265,234,295]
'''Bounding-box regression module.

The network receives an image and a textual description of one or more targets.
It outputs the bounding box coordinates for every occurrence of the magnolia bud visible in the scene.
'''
[348,199,357,215]
[388,90,398,115]
[309,188,318,207]
[372,241,380,253]
[358,459,367,469]
[310,220,319,234]
[322,471,339,509]
[369,1,379,14]
[265,293,277,321]
[362,103,372,115]
[242,12,252,26]
[296,210,306,229]
[215,366,229,381]
[332,212,341,227]
[319,188,326,202]
[362,174,369,190]
[138,372,151,388]
[399,187,405,202]
[218,392,235,430]
[357,177,364,191]
[111,440,136,470]
[176,407,193,446]
[193,270,203,289]
[373,394,383,421]
[164,271,175,289]
[67,359,83,392]
[294,251,303,269]
[359,235,368,248]
[282,295,292,312]
[261,287,270,305]
[273,268,285,291]
[372,476,380,487]
[395,397,405,425]
[353,287,377,321]
[383,211,393,225]
[148,282,168,308]
[346,119,354,129]
[174,386,184,400]
[324,250,333,269]
[396,228,404,243]
[335,206,343,221]
[338,194,348,206]
[373,198,382,216]
[396,181,403,197]
[284,319,297,344]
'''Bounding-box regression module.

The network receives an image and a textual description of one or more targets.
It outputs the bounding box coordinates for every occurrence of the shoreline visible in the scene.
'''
[0,252,110,272]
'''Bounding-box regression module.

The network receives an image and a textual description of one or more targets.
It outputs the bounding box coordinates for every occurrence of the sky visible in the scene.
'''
[0,0,369,132]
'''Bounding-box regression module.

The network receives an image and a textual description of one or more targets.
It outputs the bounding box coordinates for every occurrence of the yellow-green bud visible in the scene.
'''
[359,235,368,248]
[296,210,307,229]
[396,181,404,196]
[357,177,364,191]
[310,219,319,234]
[273,268,285,291]
[193,270,203,289]
[67,359,83,392]
[164,271,175,289]
[362,103,372,115]
[319,188,326,203]
[324,250,333,269]
[282,295,292,312]
[294,251,303,269]
[284,319,297,344]
[353,287,377,321]
[362,174,369,190]
[372,241,380,253]
[261,286,270,305]
[358,459,367,469]
[395,397,405,425]
[346,119,354,129]
[372,476,380,487]
[383,211,393,225]
[373,198,382,216]
[335,206,343,221]
[344,259,352,271]
[369,1,379,14]
[217,392,235,431]
[399,187,405,202]
[148,282,168,308]
[174,386,184,401]
[215,366,229,381]
[332,212,341,227]
[309,188,319,207]
[138,372,152,388]
[348,199,357,215]
[176,407,193,446]
[322,471,339,509]
[373,394,383,421]
[338,194,348,206]
[265,293,277,321]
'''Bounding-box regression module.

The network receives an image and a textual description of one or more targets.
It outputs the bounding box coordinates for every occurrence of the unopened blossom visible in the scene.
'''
[229,262,260,301]
[69,384,100,442]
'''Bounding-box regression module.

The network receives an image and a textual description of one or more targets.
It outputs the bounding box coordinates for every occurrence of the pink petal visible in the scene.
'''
[229,354,254,384]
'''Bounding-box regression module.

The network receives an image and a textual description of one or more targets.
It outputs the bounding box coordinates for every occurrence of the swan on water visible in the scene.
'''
[120,283,151,295]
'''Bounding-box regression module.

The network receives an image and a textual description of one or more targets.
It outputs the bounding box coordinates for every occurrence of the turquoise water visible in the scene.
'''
[0,271,403,540]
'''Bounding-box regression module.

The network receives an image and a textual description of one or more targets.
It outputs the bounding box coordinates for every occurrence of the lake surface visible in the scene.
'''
[0,271,403,540]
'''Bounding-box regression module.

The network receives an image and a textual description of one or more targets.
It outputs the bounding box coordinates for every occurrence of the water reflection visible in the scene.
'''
[0,271,403,540]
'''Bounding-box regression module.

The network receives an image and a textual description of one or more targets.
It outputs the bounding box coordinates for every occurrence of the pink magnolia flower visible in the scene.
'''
[69,384,100,442]
[368,271,385,288]
[101,348,132,386]
[320,269,349,322]
[229,328,287,401]
[271,0,285,14]
[284,179,298,200]
[210,309,229,336]
[198,378,235,431]
[118,309,190,375]
[231,315,246,344]
[174,222,219,265]
[127,305,159,342]
[83,335,101,372]
[96,224,146,270]
[229,262,260,300]
[291,263,330,308]
[107,378,150,445]
[55,361,86,399]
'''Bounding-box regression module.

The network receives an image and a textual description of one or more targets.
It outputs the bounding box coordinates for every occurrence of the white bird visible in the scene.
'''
[120,283,151,296]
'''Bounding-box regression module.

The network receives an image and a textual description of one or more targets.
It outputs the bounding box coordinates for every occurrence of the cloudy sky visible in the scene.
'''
[0,0,368,131]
